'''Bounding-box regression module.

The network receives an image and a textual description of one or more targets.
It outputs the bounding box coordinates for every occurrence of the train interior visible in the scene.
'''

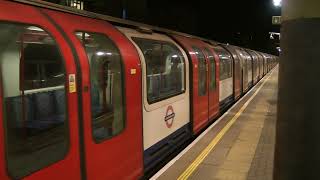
[0,24,67,178]
[74,31,125,141]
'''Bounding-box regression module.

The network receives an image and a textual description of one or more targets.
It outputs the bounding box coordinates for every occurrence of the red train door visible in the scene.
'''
[0,2,81,179]
[172,35,209,134]
[42,9,143,180]
[191,46,209,132]
[203,48,219,121]
[232,52,241,100]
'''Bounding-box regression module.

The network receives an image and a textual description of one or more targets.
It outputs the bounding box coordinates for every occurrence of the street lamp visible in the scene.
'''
[273,0,281,7]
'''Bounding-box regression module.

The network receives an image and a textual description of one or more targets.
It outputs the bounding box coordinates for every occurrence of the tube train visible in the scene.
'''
[0,1,277,179]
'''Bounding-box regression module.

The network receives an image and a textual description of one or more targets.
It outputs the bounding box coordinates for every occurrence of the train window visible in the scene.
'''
[75,32,125,142]
[191,46,207,96]
[244,51,252,72]
[0,23,67,179]
[213,46,232,81]
[132,38,185,103]
[204,48,216,91]
[23,44,64,90]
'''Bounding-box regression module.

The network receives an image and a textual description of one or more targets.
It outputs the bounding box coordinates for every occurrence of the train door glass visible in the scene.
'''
[0,23,67,179]
[75,32,125,142]
[192,46,207,96]
[204,48,216,91]
[203,47,219,120]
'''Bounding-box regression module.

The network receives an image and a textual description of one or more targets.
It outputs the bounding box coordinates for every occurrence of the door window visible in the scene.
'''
[75,32,125,142]
[192,46,207,96]
[0,23,67,179]
[204,48,216,91]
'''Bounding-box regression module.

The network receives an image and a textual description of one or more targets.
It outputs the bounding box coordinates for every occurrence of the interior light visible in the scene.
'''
[75,32,90,37]
[96,51,105,56]
[27,26,44,32]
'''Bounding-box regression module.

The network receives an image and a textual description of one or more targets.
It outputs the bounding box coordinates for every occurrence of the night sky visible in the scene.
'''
[49,0,281,54]
[145,0,281,54]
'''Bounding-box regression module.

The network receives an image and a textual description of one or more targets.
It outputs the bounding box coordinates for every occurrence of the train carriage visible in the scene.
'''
[118,27,191,172]
[263,53,269,75]
[243,49,254,90]
[219,45,242,101]
[0,2,145,179]
[247,50,261,84]
[255,51,265,79]
[210,45,234,111]
[236,48,253,93]
[170,35,219,134]
[0,1,277,179]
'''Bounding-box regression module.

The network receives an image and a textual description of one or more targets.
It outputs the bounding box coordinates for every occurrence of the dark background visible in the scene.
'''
[47,0,281,54]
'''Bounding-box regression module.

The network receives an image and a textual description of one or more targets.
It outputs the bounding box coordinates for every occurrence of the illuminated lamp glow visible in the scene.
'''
[27,26,44,31]
[96,51,105,56]
[273,0,281,7]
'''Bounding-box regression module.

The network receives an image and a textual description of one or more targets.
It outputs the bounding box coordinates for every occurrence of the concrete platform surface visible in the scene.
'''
[151,66,278,180]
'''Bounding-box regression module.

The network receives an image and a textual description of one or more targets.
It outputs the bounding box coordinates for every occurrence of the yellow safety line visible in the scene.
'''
[177,69,275,180]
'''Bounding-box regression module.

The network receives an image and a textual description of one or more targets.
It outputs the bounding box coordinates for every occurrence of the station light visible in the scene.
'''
[273,0,282,7]
[269,32,281,40]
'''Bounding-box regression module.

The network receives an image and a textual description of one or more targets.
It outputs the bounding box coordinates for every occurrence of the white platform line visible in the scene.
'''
[150,67,277,180]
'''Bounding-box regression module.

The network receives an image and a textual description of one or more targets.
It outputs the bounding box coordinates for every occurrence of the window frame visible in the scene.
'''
[131,37,187,104]
[74,30,127,143]
[0,22,69,179]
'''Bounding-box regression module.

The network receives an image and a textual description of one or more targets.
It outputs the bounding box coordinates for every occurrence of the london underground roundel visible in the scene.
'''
[164,105,175,128]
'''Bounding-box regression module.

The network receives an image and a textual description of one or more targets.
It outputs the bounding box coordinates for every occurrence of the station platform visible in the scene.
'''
[151,66,279,180]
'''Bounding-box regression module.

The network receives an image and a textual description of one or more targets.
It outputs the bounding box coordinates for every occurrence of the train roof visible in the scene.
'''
[14,0,215,42]
[13,0,274,56]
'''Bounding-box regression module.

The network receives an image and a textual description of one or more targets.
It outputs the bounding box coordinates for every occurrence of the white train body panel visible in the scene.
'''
[117,27,190,150]
[142,98,190,149]
[219,77,233,102]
